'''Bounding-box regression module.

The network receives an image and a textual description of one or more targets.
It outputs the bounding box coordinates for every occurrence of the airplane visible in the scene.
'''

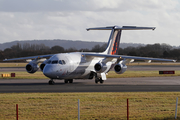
[3,26,176,85]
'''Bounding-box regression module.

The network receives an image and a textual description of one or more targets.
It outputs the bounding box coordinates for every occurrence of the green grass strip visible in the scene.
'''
[0,92,180,120]
[0,70,180,79]
[107,71,180,78]
[1,62,180,67]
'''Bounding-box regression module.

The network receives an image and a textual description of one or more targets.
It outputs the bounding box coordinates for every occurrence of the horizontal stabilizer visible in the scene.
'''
[87,26,155,31]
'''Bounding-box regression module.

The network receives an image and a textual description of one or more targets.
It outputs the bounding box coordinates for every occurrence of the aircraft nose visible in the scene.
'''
[43,65,53,78]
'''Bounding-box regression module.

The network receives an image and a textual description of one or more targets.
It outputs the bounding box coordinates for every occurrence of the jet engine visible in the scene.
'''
[114,63,127,74]
[26,62,39,73]
[40,60,47,71]
[94,62,107,73]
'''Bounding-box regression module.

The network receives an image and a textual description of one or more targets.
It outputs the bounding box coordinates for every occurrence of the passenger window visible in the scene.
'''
[47,60,51,64]
[52,60,58,64]
[59,60,63,64]
[62,60,66,64]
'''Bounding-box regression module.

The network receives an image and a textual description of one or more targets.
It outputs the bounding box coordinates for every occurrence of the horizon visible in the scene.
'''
[0,39,178,49]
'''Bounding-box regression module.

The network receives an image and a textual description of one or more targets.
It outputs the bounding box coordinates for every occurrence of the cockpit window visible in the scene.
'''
[59,60,63,64]
[52,60,58,64]
[62,60,66,64]
[47,60,65,64]
[47,60,51,64]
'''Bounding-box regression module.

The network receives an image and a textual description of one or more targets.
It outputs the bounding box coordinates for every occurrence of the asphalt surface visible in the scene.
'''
[0,66,180,93]
[0,77,180,93]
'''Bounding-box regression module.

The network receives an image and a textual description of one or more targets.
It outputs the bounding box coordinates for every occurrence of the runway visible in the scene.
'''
[0,65,180,93]
[0,76,180,93]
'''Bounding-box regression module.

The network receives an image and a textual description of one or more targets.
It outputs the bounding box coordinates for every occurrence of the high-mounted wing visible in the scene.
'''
[82,53,176,62]
[3,54,53,61]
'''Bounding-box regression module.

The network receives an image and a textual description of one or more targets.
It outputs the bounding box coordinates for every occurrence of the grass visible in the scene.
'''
[127,62,180,66]
[0,71,48,79]
[0,70,180,79]
[107,71,180,78]
[0,63,180,119]
[0,92,180,120]
[1,62,180,68]
[0,63,27,67]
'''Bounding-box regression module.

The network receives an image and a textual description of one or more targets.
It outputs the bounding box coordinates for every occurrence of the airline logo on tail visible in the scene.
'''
[111,30,122,55]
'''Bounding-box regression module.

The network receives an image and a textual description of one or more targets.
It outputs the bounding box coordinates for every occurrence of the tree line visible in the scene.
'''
[0,42,179,61]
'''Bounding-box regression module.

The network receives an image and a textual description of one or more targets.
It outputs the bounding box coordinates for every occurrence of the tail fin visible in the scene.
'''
[87,26,155,55]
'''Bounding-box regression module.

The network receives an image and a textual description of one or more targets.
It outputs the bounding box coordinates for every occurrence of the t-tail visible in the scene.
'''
[87,26,155,55]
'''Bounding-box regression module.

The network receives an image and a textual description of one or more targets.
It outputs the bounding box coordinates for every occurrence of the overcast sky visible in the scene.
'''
[0,0,180,46]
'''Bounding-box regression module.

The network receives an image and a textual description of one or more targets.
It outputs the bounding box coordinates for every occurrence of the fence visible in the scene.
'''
[0,93,179,120]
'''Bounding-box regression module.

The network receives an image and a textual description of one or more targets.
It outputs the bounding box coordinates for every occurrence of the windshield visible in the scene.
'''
[52,60,58,64]
[47,59,66,64]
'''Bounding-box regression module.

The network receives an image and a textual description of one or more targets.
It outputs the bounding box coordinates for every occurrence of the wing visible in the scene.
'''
[83,53,176,62]
[3,54,53,61]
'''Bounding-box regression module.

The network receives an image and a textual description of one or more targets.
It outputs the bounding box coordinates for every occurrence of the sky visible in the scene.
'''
[0,0,180,46]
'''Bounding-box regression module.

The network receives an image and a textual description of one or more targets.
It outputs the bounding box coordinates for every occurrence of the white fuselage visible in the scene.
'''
[43,52,117,80]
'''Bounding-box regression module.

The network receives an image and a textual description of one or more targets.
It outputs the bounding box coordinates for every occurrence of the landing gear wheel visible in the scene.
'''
[64,79,68,83]
[99,78,104,84]
[49,80,55,85]
[95,78,104,84]
[95,78,99,84]
[69,79,73,83]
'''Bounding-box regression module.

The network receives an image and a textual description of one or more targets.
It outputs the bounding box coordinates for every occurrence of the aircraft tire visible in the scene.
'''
[99,78,104,84]
[49,80,55,85]
[64,79,68,83]
[69,79,73,83]
[95,78,99,83]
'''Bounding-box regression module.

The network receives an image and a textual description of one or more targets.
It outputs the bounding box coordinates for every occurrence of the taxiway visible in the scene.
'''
[0,65,180,93]
[0,77,180,93]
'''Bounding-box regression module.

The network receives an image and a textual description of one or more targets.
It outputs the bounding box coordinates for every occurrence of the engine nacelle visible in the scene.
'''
[114,63,127,74]
[26,63,39,73]
[94,62,107,73]
[40,60,47,71]
[40,63,46,71]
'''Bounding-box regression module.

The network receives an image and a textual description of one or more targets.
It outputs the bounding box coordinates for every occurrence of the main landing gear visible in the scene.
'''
[95,77,104,84]
[64,79,73,83]
[49,79,55,85]
[48,79,73,85]
[94,72,104,84]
